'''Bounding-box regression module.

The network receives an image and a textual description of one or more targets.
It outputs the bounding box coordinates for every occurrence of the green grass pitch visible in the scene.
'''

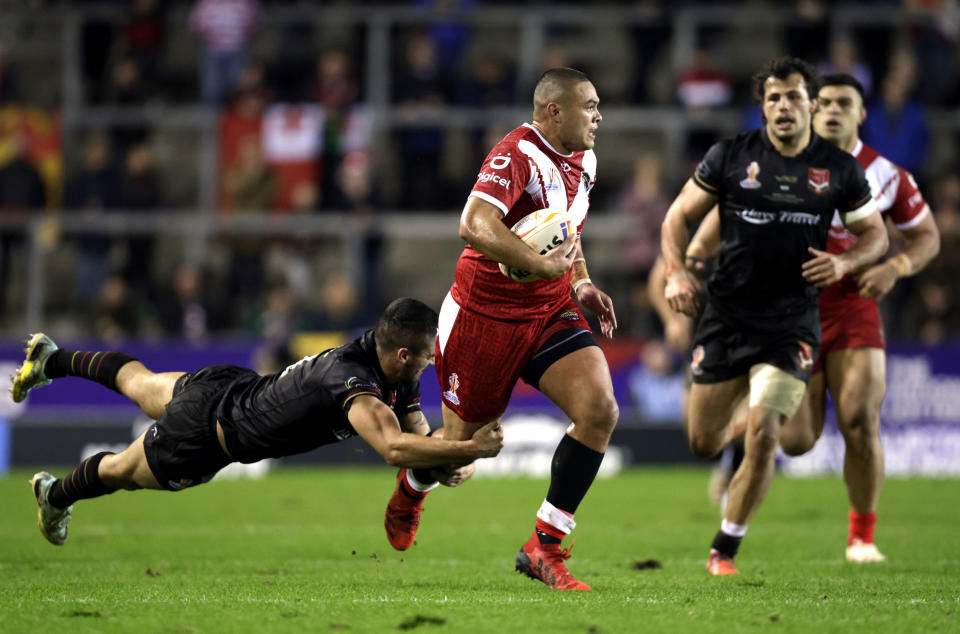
[1,466,958,633]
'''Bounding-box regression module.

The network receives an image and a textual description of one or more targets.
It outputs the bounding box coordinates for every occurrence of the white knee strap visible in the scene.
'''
[749,364,806,418]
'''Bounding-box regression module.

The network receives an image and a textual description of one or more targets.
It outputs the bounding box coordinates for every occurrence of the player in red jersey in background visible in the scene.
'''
[383,68,617,591]
[786,73,940,562]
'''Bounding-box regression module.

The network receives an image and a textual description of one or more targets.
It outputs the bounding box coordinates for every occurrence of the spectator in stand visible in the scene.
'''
[393,31,453,210]
[0,132,47,317]
[784,0,829,64]
[458,55,516,107]
[310,48,363,210]
[106,57,151,106]
[267,180,318,305]
[63,135,119,305]
[628,0,671,104]
[121,0,167,94]
[225,135,276,211]
[861,49,930,178]
[313,270,371,334]
[336,151,383,309]
[189,0,261,106]
[817,37,874,100]
[619,154,671,279]
[91,273,141,343]
[117,142,163,303]
[903,0,959,105]
[411,0,474,73]
[896,179,960,343]
[229,60,272,113]
[157,262,214,344]
[677,49,733,161]
[105,57,154,150]
[676,49,732,109]
[223,135,276,325]
[311,49,359,112]
[628,340,687,425]
[245,281,314,341]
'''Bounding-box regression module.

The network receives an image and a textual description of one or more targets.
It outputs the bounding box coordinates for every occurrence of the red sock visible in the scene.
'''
[848,510,877,545]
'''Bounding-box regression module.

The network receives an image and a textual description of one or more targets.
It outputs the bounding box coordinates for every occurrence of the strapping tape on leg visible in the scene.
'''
[748,364,806,418]
[536,499,576,535]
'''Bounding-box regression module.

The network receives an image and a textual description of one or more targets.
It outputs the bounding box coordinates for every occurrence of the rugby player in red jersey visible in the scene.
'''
[784,73,941,562]
[383,68,617,591]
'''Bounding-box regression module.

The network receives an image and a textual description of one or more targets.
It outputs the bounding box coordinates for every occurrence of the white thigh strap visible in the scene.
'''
[748,363,806,418]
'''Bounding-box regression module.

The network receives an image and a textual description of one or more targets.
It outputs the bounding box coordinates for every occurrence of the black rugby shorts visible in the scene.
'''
[689,304,820,385]
[143,365,254,491]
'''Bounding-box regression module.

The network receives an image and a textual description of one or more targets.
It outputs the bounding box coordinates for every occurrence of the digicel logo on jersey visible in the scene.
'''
[478,171,511,188]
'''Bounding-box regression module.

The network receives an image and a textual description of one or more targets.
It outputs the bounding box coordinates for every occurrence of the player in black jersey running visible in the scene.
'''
[11,298,504,547]
[660,57,889,575]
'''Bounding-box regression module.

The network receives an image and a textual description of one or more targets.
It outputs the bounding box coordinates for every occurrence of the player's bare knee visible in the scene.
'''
[689,433,723,459]
[115,361,151,396]
[569,391,618,436]
[748,417,780,457]
[779,429,815,456]
[98,453,143,490]
[838,408,880,454]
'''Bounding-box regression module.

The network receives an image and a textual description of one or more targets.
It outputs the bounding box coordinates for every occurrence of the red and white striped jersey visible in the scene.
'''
[821,139,929,306]
[451,123,597,320]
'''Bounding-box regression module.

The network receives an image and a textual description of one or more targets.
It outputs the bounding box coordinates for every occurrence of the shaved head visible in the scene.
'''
[529,67,600,154]
[533,67,591,117]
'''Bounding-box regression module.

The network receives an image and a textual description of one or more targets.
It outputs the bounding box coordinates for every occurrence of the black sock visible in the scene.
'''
[711,530,743,559]
[536,529,562,545]
[545,434,605,514]
[47,452,117,509]
[44,350,138,394]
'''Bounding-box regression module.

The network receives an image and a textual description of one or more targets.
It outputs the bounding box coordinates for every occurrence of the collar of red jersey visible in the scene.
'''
[523,123,575,158]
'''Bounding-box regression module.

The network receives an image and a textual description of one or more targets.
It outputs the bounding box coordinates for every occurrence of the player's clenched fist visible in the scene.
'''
[471,421,505,457]
[665,269,700,317]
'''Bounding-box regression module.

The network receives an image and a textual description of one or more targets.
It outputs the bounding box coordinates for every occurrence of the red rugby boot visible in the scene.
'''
[384,469,427,551]
[515,532,591,591]
[706,551,739,575]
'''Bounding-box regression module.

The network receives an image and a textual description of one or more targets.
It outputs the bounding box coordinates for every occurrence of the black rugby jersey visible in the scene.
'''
[692,128,872,334]
[215,331,422,463]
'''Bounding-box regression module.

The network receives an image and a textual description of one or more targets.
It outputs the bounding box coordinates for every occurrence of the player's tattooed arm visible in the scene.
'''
[400,410,431,436]
[349,396,503,468]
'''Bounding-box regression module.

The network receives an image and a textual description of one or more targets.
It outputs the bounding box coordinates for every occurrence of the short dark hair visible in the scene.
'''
[534,67,591,110]
[752,57,820,104]
[537,67,590,88]
[374,298,438,353]
[820,73,866,102]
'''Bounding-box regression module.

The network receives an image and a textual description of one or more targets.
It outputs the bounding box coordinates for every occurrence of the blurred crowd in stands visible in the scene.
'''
[0,0,958,347]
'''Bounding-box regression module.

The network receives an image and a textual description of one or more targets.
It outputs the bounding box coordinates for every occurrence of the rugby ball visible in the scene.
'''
[499,209,576,282]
